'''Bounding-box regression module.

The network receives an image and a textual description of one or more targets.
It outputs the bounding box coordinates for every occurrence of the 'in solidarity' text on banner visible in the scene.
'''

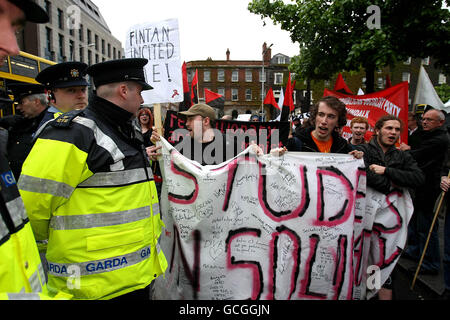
[154,137,413,300]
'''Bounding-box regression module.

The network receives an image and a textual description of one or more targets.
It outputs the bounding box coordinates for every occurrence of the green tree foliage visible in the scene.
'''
[248,0,450,93]
[435,83,450,103]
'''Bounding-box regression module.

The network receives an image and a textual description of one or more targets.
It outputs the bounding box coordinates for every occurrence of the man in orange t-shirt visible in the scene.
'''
[291,96,363,158]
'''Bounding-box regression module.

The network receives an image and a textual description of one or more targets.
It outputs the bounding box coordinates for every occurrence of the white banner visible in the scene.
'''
[154,138,413,300]
[125,18,183,104]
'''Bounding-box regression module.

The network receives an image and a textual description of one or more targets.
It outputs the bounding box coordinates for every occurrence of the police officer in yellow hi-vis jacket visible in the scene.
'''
[0,0,71,300]
[18,58,168,300]
[35,61,89,130]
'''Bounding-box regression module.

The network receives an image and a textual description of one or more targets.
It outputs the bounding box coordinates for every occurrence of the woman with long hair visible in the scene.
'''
[137,107,154,147]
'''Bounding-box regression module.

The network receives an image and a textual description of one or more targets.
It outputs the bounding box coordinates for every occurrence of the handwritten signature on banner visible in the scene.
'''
[153,138,413,300]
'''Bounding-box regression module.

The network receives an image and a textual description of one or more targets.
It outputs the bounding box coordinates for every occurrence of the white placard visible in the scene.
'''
[125,18,183,104]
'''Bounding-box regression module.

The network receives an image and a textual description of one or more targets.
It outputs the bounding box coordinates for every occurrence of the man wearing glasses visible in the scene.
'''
[400,108,449,276]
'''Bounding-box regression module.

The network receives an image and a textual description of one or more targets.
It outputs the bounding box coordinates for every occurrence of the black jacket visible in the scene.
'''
[292,126,353,154]
[356,139,425,194]
[409,125,449,197]
[0,110,47,179]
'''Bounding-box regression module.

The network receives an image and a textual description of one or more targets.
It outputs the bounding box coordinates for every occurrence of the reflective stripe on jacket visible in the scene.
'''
[0,151,47,297]
[19,97,167,300]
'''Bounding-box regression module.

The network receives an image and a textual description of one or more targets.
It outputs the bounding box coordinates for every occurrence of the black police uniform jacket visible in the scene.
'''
[0,110,47,179]
[355,139,425,195]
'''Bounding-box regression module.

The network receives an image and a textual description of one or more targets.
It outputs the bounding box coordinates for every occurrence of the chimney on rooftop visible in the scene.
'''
[226,48,230,61]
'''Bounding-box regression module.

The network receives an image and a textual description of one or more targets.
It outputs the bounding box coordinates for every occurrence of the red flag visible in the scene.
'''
[385,74,392,89]
[204,88,224,110]
[191,69,198,105]
[291,80,296,92]
[263,87,279,109]
[280,73,294,121]
[264,88,280,120]
[179,62,191,111]
[334,73,353,95]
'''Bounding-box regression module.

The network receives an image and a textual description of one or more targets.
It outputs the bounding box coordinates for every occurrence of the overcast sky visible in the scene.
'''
[92,0,300,62]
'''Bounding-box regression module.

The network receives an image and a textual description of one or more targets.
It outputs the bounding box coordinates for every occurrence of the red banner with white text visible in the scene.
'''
[324,81,409,144]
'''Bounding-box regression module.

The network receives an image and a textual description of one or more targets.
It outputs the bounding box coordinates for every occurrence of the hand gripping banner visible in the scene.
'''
[153,138,413,300]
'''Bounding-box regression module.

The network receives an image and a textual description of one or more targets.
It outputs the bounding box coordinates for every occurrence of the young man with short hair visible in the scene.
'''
[290,96,363,158]
[356,115,425,300]
[348,116,369,147]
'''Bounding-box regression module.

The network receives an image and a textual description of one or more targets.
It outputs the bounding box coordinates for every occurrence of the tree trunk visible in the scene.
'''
[365,64,375,93]
[303,78,311,113]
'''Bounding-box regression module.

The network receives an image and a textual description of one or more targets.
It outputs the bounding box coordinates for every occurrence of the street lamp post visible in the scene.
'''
[261,43,273,121]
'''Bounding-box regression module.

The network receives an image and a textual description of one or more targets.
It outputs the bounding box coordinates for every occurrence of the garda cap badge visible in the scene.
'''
[70,69,80,78]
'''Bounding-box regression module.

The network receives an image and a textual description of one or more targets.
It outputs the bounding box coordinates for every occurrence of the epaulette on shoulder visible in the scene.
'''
[51,109,85,128]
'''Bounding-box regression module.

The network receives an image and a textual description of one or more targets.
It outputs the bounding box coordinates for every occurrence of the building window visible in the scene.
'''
[422,57,430,65]
[274,73,283,85]
[402,72,410,83]
[88,50,92,65]
[232,88,238,101]
[260,88,265,100]
[95,54,99,64]
[117,50,121,58]
[245,69,252,82]
[107,44,111,58]
[113,47,116,59]
[87,29,92,44]
[277,56,286,64]
[69,40,74,60]
[218,69,225,82]
[259,70,266,83]
[377,77,383,88]
[45,1,52,22]
[439,73,447,85]
[218,88,225,97]
[101,39,105,55]
[79,47,84,63]
[95,35,99,51]
[404,57,411,65]
[203,70,211,82]
[45,27,52,60]
[245,89,252,101]
[58,34,65,62]
[232,70,239,82]
[57,8,64,30]
[79,24,84,41]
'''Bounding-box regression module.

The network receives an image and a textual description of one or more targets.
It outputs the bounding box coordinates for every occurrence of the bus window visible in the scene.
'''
[10,55,39,79]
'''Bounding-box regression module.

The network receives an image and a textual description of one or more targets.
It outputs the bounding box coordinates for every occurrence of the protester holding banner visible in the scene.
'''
[348,116,369,148]
[288,96,363,159]
[401,109,449,276]
[149,103,238,165]
[355,115,425,300]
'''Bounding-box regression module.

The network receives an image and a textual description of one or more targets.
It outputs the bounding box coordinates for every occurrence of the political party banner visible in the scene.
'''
[164,110,290,154]
[324,81,409,144]
[125,18,183,104]
[153,138,413,300]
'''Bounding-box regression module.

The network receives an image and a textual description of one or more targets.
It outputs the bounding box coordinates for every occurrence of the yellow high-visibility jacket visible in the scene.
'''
[0,152,47,297]
[19,96,167,300]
